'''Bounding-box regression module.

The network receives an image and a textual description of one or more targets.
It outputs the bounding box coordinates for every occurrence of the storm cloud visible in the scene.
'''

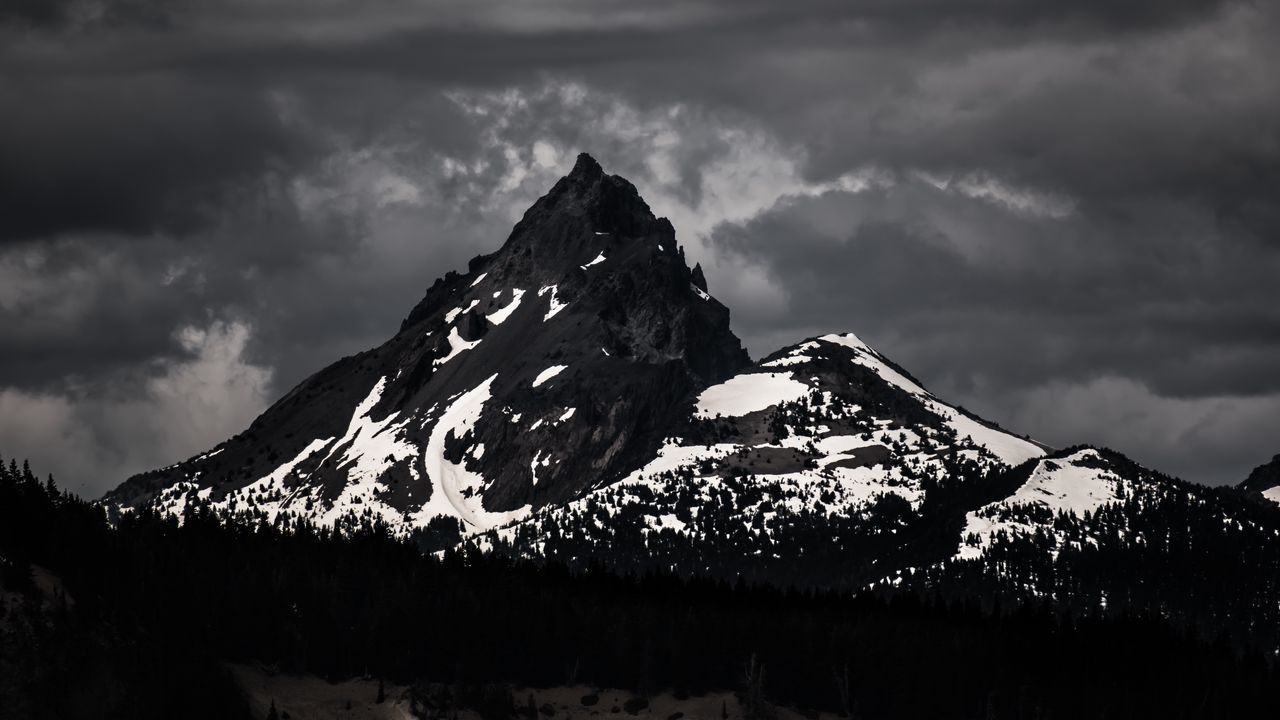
[1,0,1277,493]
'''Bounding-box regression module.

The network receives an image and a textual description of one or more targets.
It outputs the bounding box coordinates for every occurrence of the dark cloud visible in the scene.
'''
[0,0,176,31]
[705,181,1280,483]
[0,75,311,243]
[0,0,1276,492]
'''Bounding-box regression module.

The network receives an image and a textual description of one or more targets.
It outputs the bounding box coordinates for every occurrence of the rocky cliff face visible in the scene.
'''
[105,154,751,536]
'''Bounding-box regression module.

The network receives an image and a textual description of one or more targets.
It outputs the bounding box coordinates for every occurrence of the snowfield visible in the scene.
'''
[695,372,811,419]
[955,448,1122,561]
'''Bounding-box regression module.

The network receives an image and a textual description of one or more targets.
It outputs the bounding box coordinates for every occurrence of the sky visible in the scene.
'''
[2,0,1278,496]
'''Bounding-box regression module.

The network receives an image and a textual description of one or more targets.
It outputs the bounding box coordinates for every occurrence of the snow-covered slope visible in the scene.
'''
[955,448,1128,561]
[480,332,1048,579]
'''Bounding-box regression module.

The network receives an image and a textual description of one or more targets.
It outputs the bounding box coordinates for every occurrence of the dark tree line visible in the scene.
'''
[896,448,1280,652]
[2,451,1278,719]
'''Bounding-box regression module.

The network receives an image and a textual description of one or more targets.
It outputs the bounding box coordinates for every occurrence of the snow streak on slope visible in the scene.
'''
[327,379,417,483]
[416,373,530,532]
[169,436,334,526]
[147,377,421,530]
[317,378,422,528]
[532,365,568,388]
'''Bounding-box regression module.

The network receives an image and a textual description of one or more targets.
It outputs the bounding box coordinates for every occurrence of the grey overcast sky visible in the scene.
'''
[2,0,1278,496]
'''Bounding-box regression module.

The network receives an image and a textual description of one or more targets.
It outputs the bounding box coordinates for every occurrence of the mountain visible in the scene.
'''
[101,155,1280,647]
[105,153,750,538]
[104,154,1051,552]
[1240,454,1280,506]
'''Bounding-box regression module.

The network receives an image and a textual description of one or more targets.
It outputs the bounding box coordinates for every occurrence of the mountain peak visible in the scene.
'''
[568,152,604,181]
[504,154,664,246]
[109,154,751,534]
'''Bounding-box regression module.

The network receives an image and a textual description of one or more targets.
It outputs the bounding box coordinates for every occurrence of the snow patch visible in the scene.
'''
[530,450,551,486]
[434,326,482,366]
[762,354,812,368]
[695,372,810,419]
[485,288,525,325]
[581,252,606,269]
[539,285,568,320]
[194,447,224,462]
[444,299,480,323]
[469,272,488,287]
[532,364,568,388]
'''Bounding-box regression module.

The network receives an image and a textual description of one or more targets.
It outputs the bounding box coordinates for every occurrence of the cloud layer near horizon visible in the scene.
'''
[2,0,1278,494]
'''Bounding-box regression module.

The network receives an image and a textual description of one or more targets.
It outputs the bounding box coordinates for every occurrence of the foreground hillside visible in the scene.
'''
[4,454,1279,720]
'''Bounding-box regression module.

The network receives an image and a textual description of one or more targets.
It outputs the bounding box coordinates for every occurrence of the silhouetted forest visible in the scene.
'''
[2,452,1277,719]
